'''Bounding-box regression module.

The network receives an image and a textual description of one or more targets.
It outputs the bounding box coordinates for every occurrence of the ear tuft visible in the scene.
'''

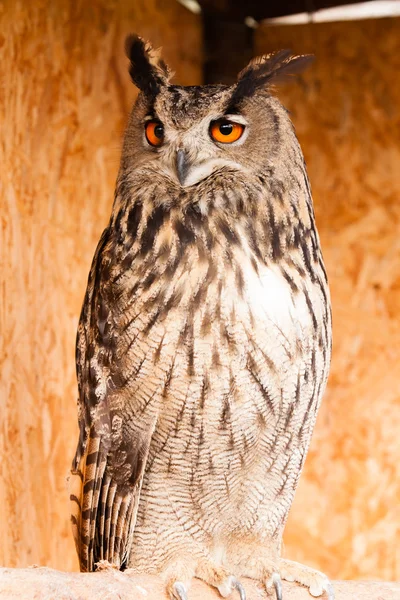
[230,50,314,106]
[125,34,172,96]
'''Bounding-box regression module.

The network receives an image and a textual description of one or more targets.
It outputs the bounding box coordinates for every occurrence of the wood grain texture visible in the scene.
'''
[0,567,399,600]
[255,18,400,583]
[0,0,201,572]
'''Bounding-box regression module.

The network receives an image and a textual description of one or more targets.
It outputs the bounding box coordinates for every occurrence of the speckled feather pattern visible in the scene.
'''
[70,45,331,596]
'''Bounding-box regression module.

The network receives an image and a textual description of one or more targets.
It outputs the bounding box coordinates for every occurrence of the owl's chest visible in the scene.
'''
[115,239,330,431]
[120,250,325,377]
[207,255,323,363]
[232,262,307,338]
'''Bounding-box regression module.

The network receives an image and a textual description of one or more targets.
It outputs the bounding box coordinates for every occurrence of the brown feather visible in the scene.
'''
[228,50,314,109]
[125,34,172,96]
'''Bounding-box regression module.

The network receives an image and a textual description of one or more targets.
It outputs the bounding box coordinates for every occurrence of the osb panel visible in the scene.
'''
[0,0,201,571]
[256,18,400,581]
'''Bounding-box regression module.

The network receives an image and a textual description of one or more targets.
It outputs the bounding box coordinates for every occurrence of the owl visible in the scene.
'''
[69,36,333,600]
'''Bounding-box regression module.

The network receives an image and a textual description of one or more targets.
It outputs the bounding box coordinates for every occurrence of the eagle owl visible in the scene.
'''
[70,36,333,600]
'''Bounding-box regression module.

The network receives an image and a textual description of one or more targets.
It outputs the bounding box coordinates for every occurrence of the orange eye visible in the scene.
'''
[145,120,164,147]
[210,119,244,144]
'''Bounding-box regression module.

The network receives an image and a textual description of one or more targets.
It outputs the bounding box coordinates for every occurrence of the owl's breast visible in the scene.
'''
[233,262,307,341]
[114,240,331,536]
[217,251,328,361]
[111,230,331,440]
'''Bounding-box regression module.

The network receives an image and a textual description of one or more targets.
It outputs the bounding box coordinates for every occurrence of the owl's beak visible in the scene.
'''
[176,149,191,186]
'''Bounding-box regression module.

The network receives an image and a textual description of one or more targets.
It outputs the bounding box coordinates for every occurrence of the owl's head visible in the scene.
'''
[122,36,312,190]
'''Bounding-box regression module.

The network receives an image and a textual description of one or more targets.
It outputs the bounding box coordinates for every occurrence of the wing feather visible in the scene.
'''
[69,227,156,571]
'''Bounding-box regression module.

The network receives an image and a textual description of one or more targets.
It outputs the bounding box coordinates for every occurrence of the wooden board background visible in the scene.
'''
[255,17,400,582]
[1,0,399,583]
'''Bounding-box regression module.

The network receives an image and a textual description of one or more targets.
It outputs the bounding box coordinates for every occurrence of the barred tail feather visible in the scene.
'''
[69,431,106,571]
[69,418,156,572]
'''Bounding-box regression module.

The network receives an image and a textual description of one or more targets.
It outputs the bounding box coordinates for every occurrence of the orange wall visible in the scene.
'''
[256,18,400,581]
[0,0,202,571]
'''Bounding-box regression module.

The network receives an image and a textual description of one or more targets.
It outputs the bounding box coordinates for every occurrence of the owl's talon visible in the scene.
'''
[231,577,246,600]
[272,573,283,600]
[218,575,246,599]
[172,581,188,600]
[326,583,335,600]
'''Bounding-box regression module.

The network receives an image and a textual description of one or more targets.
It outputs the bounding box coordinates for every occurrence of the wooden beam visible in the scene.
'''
[197,1,375,22]
[202,10,254,84]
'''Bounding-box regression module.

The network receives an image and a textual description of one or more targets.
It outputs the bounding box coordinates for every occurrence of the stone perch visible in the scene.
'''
[0,566,399,599]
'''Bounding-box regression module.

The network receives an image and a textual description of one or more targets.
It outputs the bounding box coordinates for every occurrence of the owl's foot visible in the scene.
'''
[166,557,246,600]
[225,540,332,600]
[278,559,334,599]
[197,559,246,600]
[165,558,195,600]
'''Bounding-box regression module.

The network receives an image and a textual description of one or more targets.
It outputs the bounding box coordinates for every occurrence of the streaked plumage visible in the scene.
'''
[69,35,333,600]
